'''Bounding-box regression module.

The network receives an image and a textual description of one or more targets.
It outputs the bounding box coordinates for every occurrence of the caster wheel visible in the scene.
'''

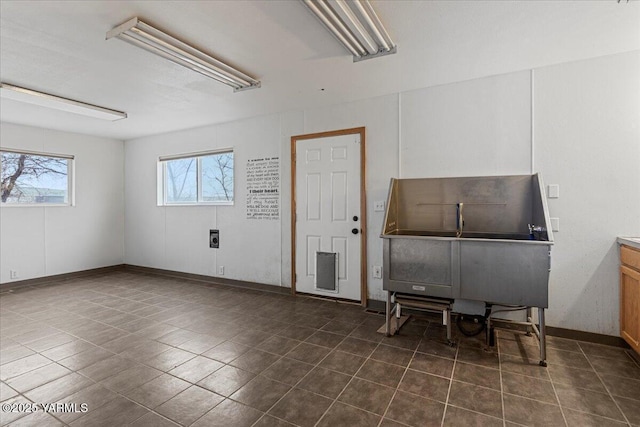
[539,361,547,367]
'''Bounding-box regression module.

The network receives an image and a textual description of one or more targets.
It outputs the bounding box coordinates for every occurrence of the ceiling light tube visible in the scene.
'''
[128,22,254,87]
[122,30,248,87]
[303,0,364,57]
[302,0,396,62]
[352,0,391,51]
[0,83,127,121]
[107,17,260,92]
[316,1,367,55]
[360,1,394,48]
[118,34,242,88]
[331,0,378,55]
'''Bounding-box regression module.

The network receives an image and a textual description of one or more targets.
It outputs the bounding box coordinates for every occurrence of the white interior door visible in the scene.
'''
[295,133,362,301]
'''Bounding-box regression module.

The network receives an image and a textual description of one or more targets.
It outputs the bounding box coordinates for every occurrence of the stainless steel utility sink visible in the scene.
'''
[381,174,553,305]
[380,174,554,365]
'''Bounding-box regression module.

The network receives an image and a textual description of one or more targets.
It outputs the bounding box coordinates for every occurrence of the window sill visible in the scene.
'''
[159,202,234,207]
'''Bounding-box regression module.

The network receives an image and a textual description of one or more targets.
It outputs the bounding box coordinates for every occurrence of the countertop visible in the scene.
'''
[618,237,640,250]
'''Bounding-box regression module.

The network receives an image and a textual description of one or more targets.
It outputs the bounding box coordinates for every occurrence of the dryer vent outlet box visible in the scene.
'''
[210,230,219,248]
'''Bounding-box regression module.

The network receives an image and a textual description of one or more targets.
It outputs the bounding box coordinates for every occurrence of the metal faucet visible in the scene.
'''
[456,202,464,237]
[528,224,545,240]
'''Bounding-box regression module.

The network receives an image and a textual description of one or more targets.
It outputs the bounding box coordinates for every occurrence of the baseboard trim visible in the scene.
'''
[122,264,292,296]
[366,299,385,312]
[544,325,629,349]
[0,265,126,291]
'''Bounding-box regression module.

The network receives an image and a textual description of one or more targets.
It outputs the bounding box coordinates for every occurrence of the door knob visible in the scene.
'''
[353,216,359,221]
[352,228,359,235]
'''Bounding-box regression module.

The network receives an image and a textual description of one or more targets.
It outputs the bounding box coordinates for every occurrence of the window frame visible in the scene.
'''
[0,148,74,208]
[158,149,234,206]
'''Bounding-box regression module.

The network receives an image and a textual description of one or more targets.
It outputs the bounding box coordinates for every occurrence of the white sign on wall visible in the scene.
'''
[246,157,280,220]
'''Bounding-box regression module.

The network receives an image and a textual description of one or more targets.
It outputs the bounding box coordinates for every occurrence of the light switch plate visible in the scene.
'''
[550,218,560,232]
[548,184,560,199]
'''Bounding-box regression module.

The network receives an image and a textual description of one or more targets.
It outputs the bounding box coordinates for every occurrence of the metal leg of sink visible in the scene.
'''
[445,308,453,344]
[385,291,391,336]
[484,303,493,347]
[538,308,547,367]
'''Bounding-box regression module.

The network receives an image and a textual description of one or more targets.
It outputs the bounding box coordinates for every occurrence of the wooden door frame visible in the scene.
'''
[291,127,367,306]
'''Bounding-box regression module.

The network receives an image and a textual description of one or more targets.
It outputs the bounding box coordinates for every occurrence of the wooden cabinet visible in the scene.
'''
[620,245,640,354]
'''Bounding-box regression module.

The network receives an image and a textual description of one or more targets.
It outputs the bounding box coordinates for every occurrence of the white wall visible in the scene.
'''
[125,113,285,285]
[534,52,640,335]
[0,123,124,283]
[122,50,638,335]
[400,70,532,178]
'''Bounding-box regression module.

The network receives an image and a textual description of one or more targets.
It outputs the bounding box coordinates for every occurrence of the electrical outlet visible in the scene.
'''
[374,201,385,212]
[10,270,18,279]
[373,265,382,279]
[218,266,224,275]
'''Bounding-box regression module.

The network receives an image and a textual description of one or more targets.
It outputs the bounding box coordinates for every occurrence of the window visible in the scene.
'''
[1,149,73,206]
[160,150,233,205]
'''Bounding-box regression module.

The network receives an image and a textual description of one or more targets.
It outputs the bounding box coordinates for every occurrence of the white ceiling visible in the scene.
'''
[1,1,638,141]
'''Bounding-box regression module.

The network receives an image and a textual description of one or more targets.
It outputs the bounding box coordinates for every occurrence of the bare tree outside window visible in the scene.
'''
[202,152,233,202]
[1,151,69,204]
[165,158,196,203]
[163,151,233,204]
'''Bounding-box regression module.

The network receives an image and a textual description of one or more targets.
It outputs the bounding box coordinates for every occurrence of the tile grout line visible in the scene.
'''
[500,330,572,426]
[376,332,418,427]
[498,334,506,427]
[313,328,387,427]
[499,391,637,425]
[249,319,361,427]
[0,304,112,427]
[9,302,428,427]
[457,336,536,424]
[3,288,323,427]
[163,329,327,426]
[543,357,569,426]
[542,347,640,421]
[576,342,633,427]
[3,348,164,427]
[376,320,445,427]
[439,332,460,427]
[94,330,292,427]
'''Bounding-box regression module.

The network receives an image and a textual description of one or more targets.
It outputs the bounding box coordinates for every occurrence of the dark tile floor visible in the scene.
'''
[1,271,639,426]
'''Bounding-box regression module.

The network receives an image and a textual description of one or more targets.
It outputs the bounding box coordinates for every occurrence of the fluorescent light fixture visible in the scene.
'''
[107,17,261,92]
[302,0,396,62]
[0,83,127,121]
